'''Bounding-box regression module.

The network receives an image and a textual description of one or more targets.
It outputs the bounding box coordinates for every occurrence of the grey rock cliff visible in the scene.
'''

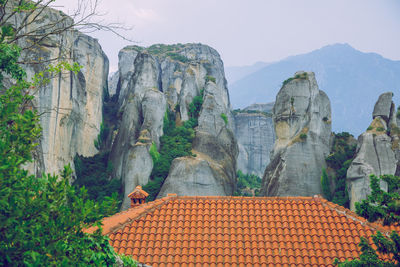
[347,92,399,210]
[260,71,332,197]
[234,108,275,176]
[8,3,108,176]
[111,44,238,209]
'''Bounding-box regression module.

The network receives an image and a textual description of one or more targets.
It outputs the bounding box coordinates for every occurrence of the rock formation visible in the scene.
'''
[234,104,275,176]
[260,71,332,197]
[111,44,238,209]
[9,3,108,176]
[347,92,400,210]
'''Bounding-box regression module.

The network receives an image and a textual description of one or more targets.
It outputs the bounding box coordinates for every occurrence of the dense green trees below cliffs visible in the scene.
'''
[322,132,357,208]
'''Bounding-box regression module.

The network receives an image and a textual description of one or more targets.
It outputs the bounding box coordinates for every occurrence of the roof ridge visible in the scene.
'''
[173,196,316,200]
[316,195,394,236]
[84,195,177,235]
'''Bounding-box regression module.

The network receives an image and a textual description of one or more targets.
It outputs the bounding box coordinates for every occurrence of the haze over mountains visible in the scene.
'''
[227,43,400,136]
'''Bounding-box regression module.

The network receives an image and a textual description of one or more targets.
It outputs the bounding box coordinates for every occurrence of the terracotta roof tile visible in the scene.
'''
[93,195,400,266]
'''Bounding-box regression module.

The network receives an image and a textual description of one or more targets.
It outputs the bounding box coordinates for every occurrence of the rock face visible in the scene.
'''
[8,3,108,176]
[234,106,275,176]
[347,92,400,210]
[260,72,332,197]
[111,44,238,209]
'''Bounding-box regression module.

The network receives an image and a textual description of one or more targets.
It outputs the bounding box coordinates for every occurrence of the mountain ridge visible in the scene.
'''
[229,43,400,136]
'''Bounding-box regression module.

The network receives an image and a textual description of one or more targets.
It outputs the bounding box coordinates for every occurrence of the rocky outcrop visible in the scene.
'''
[111,44,238,209]
[260,71,332,197]
[347,92,399,210]
[234,106,275,176]
[8,3,108,176]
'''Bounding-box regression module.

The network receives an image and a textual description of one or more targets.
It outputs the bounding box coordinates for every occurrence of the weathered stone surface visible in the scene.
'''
[111,53,166,209]
[108,72,119,97]
[234,110,275,176]
[373,92,394,123]
[112,44,238,208]
[261,71,332,197]
[243,102,274,113]
[8,4,108,176]
[347,92,399,210]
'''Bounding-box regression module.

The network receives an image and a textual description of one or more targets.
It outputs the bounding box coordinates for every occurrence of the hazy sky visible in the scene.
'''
[56,0,400,73]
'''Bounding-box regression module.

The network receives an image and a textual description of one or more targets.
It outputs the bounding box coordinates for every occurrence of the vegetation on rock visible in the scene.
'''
[0,1,136,265]
[335,174,400,266]
[234,170,262,196]
[282,72,308,86]
[143,91,204,200]
[324,132,356,208]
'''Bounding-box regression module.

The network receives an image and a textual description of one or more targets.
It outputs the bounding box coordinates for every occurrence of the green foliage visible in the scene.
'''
[187,90,204,128]
[220,113,228,125]
[397,107,400,119]
[235,170,262,196]
[166,52,189,63]
[205,75,216,83]
[335,174,400,266]
[143,108,197,201]
[299,133,307,140]
[325,132,357,208]
[282,72,308,86]
[377,127,385,132]
[321,168,332,201]
[149,141,160,163]
[73,152,123,207]
[355,174,400,226]
[0,4,135,263]
[367,126,373,131]
[0,45,131,265]
[94,122,109,150]
[323,116,329,122]
[145,44,189,62]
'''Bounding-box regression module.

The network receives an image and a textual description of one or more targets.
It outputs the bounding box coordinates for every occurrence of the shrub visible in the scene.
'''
[149,142,160,163]
[325,132,356,208]
[376,127,385,132]
[323,116,329,122]
[299,133,307,140]
[220,113,228,125]
[367,126,373,131]
[234,170,262,196]
[321,168,332,201]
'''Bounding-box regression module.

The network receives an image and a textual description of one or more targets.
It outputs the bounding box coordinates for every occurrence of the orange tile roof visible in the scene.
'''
[87,195,399,266]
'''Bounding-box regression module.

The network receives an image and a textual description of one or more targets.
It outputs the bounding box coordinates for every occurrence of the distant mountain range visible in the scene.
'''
[227,43,400,136]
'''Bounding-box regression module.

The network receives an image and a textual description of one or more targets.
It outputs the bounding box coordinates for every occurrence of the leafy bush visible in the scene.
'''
[73,153,123,206]
[299,133,307,140]
[335,174,400,266]
[149,142,160,163]
[367,126,373,131]
[323,116,329,122]
[235,170,262,196]
[220,113,228,125]
[0,39,129,265]
[325,132,357,208]
[376,127,385,132]
[321,168,332,201]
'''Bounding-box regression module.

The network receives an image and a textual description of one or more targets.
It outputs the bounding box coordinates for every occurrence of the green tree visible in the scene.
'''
[321,168,332,201]
[0,1,135,265]
[335,174,400,266]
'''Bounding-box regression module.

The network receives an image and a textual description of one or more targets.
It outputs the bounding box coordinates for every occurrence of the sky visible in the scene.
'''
[55,0,400,73]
